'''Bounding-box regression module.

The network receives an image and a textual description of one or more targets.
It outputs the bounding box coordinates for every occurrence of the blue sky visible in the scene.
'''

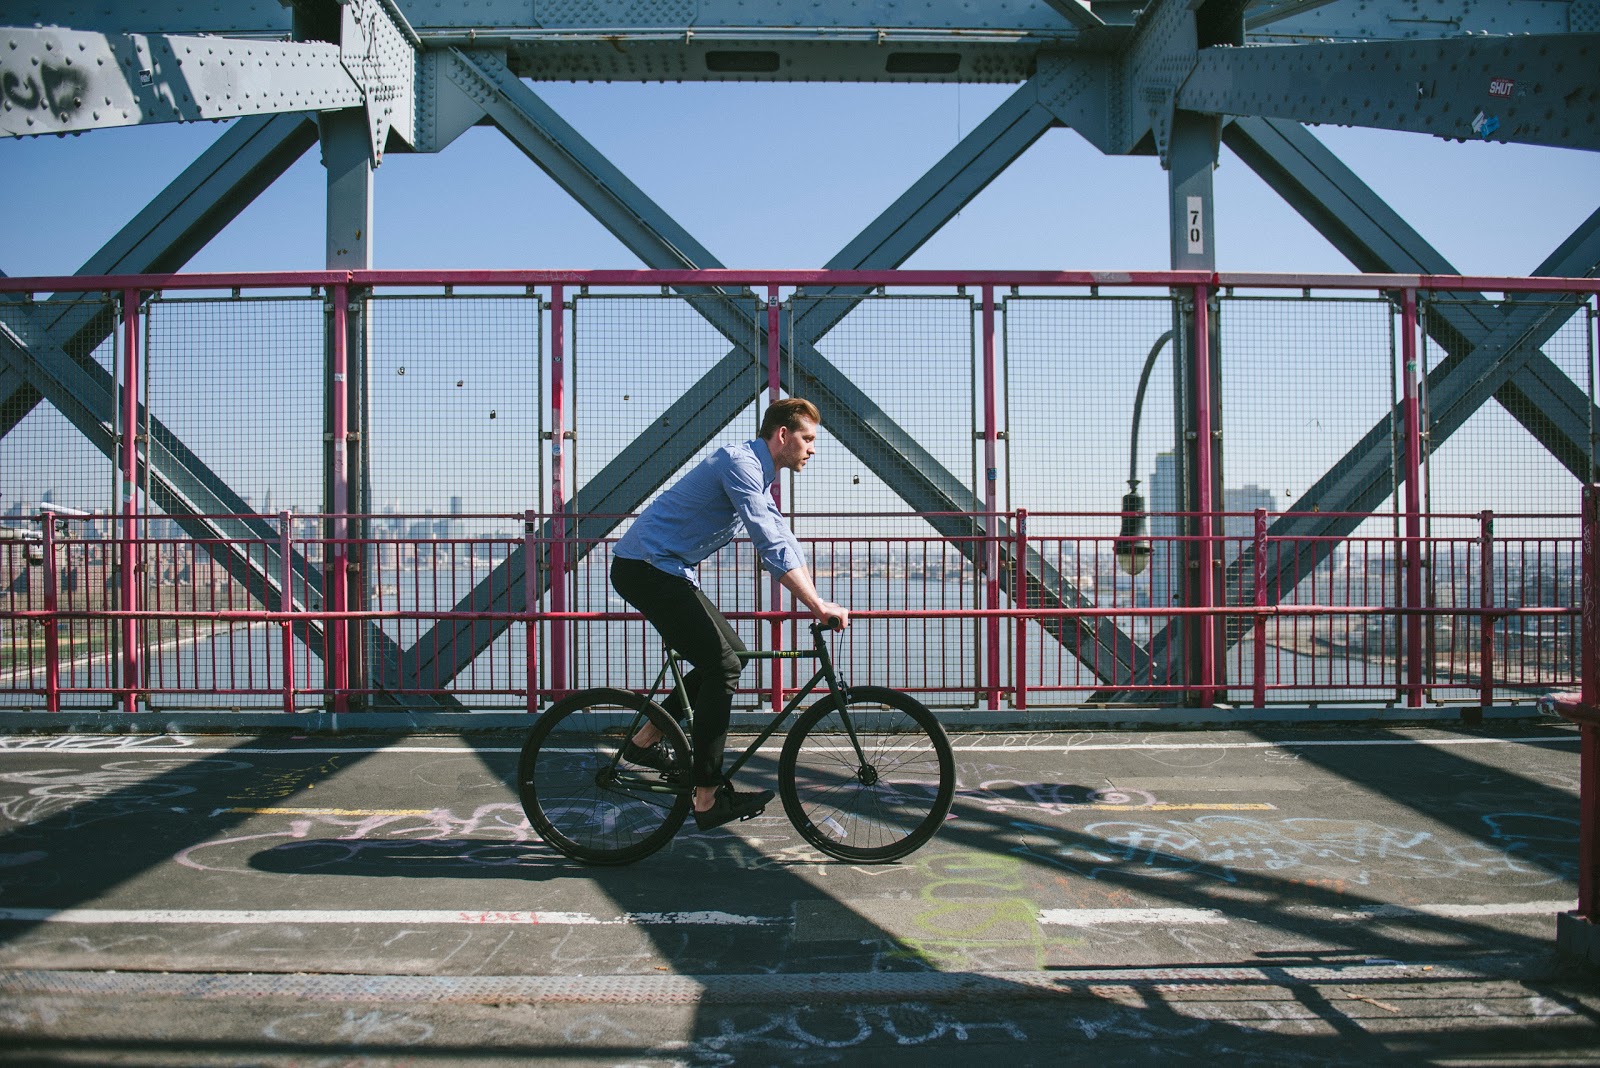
[5,81,1597,278]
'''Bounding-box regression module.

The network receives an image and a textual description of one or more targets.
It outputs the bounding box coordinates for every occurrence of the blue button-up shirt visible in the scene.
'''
[614,438,806,586]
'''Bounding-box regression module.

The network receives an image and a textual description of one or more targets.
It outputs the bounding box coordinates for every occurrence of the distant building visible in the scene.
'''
[1149,451,1179,606]
[1146,455,1278,604]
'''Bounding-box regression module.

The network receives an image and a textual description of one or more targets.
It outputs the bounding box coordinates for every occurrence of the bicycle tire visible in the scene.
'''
[518,687,692,865]
[778,685,955,863]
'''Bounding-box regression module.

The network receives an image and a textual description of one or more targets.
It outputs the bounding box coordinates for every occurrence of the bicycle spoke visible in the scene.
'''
[779,687,955,862]
[518,689,692,865]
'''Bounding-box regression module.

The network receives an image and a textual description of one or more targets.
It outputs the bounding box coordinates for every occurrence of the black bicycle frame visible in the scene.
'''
[639,622,860,783]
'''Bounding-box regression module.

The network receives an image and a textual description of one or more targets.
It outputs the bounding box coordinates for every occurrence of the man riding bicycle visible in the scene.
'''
[610,397,850,831]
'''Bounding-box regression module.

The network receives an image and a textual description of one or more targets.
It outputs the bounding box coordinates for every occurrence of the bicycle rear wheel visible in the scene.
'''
[778,685,955,863]
[518,687,692,865]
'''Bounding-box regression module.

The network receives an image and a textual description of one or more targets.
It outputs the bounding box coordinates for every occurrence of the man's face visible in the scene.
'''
[770,417,819,473]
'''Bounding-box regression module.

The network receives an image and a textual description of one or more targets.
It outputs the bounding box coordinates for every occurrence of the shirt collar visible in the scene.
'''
[751,437,777,485]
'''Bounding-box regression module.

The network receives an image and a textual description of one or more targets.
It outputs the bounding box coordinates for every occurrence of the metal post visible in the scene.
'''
[525,508,539,715]
[329,284,350,714]
[1254,507,1267,709]
[119,289,141,715]
[1168,111,1221,708]
[549,285,568,695]
[1014,508,1027,711]
[767,285,784,714]
[41,511,59,714]
[1480,509,1494,708]
[1192,284,1216,708]
[982,286,1001,710]
[1401,289,1425,707]
[1579,484,1599,919]
[280,511,295,715]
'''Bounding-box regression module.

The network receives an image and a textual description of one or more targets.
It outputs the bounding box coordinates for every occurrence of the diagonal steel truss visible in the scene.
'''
[1106,118,1600,699]
[389,55,1144,695]
[0,113,440,699]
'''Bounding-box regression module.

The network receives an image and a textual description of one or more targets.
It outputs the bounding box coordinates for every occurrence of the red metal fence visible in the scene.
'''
[2,267,1597,718]
[0,507,1582,714]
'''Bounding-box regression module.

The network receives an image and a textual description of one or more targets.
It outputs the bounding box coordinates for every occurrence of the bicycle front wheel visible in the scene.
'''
[518,687,692,865]
[779,685,955,863]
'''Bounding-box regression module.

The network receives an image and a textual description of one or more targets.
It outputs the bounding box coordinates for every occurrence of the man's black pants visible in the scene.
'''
[610,556,747,788]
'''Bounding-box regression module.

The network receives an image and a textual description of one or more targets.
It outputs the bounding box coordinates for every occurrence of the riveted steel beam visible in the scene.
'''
[1182,34,1600,152]
[0,27,362,138]
[22,0,1585,43]
[0,0,416,161]
[412,48,489,153]
[1247,0,1583,42]
[1114,0,1202,160]
[336,0,416,163]
[388,48,742,691]
[1043,0,1108,31]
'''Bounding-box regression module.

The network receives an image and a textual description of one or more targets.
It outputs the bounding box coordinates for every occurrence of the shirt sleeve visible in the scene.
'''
[724,449,807,578]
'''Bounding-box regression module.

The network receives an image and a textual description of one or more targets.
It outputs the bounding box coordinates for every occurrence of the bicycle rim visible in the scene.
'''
[518,688,691,865]
[779,686,955,863]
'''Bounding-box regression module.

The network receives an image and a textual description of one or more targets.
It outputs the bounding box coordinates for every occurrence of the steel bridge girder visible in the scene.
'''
[1247,0,1585,41]
[1,0,416,161]
[1182,34,1600,152]
[24,0,1581,42]
[0,28,361,138]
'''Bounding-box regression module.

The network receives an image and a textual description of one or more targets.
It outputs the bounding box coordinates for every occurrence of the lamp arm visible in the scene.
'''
[1128,330,1174,489]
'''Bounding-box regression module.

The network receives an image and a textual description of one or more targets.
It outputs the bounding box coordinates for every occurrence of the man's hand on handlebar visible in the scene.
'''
[813,602,849,630]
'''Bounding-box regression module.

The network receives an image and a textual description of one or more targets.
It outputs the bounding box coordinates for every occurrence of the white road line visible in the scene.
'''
[966,736,1579,753]
[1342,900,1575,919]
[1037,908,1229,926]
[0,734,1577,756]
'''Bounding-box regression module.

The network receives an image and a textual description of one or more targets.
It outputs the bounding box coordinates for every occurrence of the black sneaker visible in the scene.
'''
[693,787,774,831]
[622,740,676,773]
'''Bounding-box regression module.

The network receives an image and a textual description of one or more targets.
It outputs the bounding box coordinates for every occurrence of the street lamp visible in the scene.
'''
[1115,331,1173,576]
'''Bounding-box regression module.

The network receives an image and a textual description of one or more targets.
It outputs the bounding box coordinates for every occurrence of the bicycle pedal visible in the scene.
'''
[739,806,767,822]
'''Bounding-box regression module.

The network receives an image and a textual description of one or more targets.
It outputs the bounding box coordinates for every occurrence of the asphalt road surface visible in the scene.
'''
[1,723,1596,1065]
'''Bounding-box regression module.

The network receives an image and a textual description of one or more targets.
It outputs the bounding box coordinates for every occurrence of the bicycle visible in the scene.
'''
[517,621,956,865]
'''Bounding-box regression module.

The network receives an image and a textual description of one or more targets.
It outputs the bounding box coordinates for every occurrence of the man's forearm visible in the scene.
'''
[779,567,848,627]
[778,567,825,615]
